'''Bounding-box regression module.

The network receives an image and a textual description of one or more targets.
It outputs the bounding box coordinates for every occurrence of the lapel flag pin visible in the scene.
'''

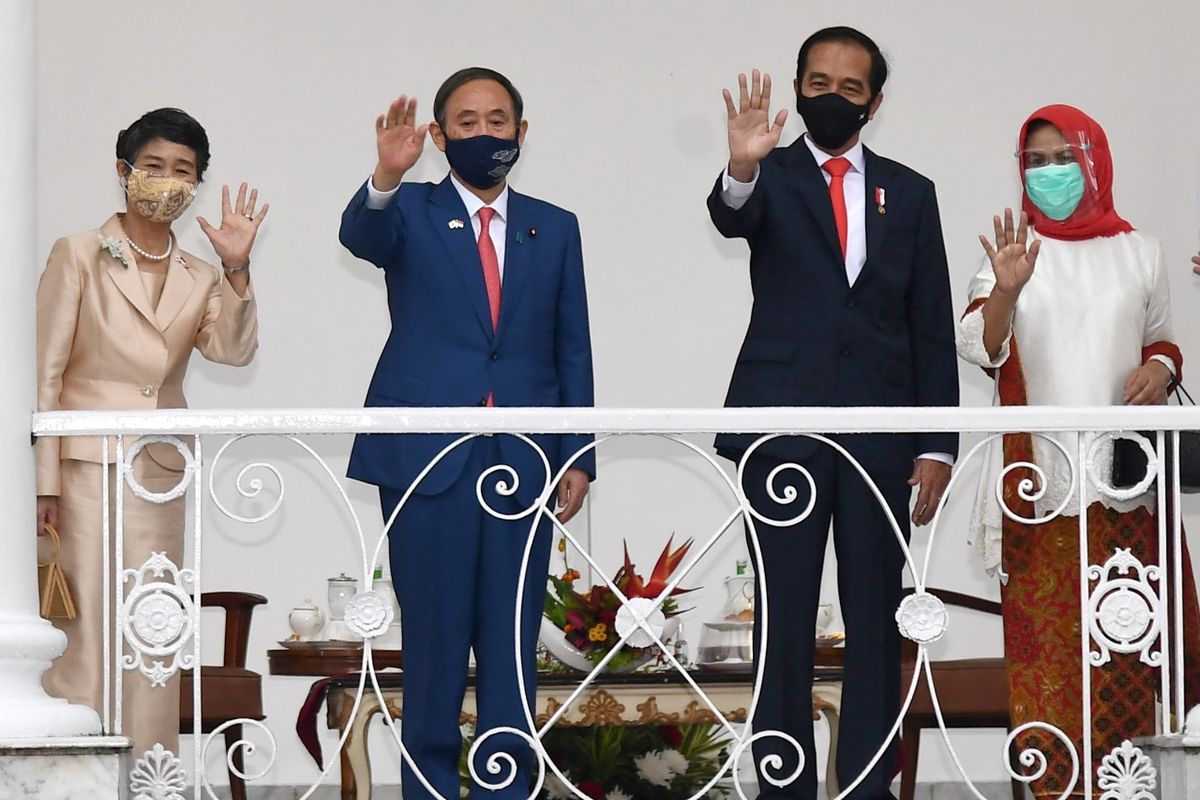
[875,187,886,215]
[448,219,465,230]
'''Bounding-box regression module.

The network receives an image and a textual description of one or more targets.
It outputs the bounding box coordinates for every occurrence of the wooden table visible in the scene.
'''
[273,648,844,800]
[267,644,403,676]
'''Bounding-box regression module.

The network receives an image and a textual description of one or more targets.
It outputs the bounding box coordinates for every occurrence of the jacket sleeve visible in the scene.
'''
[556,215,596,480]
[195,272,258,366]
[705,170,766,243]
[339,180,407,268]
[908,182,960,459]
[35,237,82,496]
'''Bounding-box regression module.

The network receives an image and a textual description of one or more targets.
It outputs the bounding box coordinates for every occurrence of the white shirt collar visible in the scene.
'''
[449,172,509,222]
[803,135,866,175]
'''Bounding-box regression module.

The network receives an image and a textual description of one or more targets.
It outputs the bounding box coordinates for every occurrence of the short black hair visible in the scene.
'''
[432,67,523,129]
[115,108,211,181]
[796,26,889,98]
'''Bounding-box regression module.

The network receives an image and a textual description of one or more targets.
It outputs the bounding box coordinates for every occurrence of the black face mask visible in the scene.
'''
[444,134,521,190]
[795,91,871,150]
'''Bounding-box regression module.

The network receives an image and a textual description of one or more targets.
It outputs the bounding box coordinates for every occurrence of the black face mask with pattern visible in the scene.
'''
[444,135,521,190]
[795,92,871,150]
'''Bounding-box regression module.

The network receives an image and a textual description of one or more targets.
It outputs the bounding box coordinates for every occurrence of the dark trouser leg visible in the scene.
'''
[470,437,553,798]
[381,442,485,800]
[832,457,910,799]
[742,450,836,800]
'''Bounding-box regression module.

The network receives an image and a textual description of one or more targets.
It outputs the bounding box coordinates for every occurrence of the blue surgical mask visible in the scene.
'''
[444,134,520,190]
[1024,163,1085,221]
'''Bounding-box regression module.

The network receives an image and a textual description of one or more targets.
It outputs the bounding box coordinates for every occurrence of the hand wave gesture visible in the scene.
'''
[374,94,429,189]
[723,69,788,179]
[197,182,268,270]
[979,209,1040,296]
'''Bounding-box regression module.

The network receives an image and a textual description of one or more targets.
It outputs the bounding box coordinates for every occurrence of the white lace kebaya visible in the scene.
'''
[956,229,1175,573]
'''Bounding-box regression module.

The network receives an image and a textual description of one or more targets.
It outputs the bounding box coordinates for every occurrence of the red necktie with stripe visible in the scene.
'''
[477,207,501,406]
[822,156,851,260]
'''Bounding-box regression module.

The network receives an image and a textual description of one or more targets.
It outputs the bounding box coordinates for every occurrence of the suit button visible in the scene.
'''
[478,398,487,406]
[490,352,499,361]
[840,347,853,357]
[845,298,856,309]
[141,385,155,397]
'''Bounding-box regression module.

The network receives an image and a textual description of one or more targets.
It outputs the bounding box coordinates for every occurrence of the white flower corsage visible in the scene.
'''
[98,235,130,268]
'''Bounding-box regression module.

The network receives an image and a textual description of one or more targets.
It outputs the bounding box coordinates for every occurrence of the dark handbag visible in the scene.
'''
[1112,385,1200,493]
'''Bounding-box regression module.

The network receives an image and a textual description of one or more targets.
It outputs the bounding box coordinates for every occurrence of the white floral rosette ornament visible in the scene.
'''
[895,591,948,644]
[343,590,395,639]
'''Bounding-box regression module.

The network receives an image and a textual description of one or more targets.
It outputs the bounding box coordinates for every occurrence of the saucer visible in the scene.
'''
[815,632,846,647]
[278,639,362,651]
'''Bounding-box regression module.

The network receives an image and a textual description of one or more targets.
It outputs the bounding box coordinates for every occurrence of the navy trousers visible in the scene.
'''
[379,436,552,800]
[740,446,910,800]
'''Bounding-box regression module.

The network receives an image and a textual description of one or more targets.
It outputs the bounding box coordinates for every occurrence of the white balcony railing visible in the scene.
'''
[31,405,1200,800]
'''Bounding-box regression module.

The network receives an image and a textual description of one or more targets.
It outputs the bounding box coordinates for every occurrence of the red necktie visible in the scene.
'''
[477,206,502,330]
[823,157,851,260]
[477,207,501,407]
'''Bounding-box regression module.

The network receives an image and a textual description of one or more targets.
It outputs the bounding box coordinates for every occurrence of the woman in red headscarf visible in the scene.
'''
[957,104,1200,797]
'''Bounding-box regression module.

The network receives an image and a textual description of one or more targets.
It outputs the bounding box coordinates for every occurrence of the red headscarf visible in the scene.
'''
[1017,104,1133,240]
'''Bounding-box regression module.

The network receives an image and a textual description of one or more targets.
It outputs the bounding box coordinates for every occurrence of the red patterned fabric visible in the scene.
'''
[963,296,1200,797]
[1002,504,1200,797]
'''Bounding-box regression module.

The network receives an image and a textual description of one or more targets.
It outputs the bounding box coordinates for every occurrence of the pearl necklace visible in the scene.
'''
[125,232,173,261]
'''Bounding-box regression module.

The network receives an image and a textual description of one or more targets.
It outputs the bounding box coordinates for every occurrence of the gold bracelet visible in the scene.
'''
[222,262,249,273]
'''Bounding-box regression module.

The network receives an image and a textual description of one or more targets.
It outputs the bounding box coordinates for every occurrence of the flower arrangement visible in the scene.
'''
[543,536,696,672]
[458,721,732,800]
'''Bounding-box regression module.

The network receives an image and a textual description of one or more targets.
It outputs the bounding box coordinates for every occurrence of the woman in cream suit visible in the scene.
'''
[35,108,265,759]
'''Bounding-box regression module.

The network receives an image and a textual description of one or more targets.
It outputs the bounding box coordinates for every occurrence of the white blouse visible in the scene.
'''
[956,230,1174,572]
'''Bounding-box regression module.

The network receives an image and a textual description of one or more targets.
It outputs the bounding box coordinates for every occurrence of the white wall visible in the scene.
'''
[35,0,1200,790]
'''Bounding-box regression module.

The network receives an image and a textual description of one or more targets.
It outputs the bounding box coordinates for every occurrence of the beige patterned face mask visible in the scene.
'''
[122,165,197,223]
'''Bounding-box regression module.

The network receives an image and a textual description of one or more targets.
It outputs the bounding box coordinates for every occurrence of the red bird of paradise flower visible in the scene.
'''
[616,535,697,600]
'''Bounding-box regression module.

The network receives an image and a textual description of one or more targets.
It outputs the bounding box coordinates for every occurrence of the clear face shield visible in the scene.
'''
[1015,129,1099,222]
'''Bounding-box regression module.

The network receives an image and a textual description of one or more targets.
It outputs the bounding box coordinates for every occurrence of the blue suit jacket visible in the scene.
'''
[707,137,959,476]
[340,176,595,497]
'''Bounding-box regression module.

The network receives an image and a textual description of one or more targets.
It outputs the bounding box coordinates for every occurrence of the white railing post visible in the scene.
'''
[0,0,101,737]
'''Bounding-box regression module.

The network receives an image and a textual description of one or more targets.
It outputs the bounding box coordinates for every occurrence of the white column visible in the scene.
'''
[0,0,100,737]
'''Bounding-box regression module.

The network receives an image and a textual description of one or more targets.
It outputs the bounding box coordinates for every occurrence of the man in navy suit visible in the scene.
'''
[708,28,959,800]
[339,67,594,799]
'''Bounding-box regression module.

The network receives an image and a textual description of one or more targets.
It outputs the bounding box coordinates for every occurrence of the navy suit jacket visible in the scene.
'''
[708,137,959,476]
[340,176,595,498]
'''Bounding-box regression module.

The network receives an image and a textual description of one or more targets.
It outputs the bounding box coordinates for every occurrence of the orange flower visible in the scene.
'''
[588,623,607,642]
[563,624,575,634]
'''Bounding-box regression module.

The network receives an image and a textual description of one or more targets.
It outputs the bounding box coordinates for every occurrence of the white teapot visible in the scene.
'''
[288,598,325,641]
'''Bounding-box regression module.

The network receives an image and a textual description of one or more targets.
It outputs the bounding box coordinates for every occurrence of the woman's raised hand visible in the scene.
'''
[980,208,1040,296]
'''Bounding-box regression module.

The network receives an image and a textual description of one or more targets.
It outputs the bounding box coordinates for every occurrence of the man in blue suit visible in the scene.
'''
[339,67,594,799]
[708,28,959,800]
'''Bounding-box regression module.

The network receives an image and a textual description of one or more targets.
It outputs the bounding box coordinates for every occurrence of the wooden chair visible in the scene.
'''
[898,587,1024,800]
[180,591,268,800]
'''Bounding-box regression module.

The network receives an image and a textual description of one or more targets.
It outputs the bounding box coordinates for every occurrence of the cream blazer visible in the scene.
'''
[36,214,258,495]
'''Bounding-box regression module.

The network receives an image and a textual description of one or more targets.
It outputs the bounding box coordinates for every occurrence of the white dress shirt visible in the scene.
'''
[720,138,953,468]
[366,173,510,279]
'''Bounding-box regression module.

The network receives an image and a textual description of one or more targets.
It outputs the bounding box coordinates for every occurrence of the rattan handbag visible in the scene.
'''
[38,523,77,620]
